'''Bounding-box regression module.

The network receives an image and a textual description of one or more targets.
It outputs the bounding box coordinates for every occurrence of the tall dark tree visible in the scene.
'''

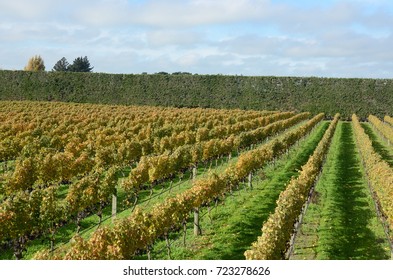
[69,56,93,72]
[52,57,69,72]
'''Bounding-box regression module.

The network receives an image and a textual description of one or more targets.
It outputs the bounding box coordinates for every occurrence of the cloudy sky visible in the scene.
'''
[1,0,393,77]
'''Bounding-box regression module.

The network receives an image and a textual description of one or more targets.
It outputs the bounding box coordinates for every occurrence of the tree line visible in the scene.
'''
[24,55,93,72]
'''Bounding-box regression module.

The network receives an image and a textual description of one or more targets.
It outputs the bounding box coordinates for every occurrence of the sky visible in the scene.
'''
[1,0,393,78]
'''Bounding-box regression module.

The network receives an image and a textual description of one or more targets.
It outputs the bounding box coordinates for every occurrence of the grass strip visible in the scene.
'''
[291,122,390,260]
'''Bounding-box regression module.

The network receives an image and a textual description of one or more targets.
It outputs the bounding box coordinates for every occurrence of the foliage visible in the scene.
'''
[68,56,93,72]
[368,114,393,144]
[1,101,280,258]
[385,115,393,127]
[352,114,393,233]
[52,57,70,72]
[0,70,392,118]
[24,55,45,71]
[244,113,340,260]
[34,113,324,259]
[121,112,309,198]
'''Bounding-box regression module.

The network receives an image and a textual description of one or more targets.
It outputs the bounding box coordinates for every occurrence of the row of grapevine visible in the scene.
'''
[34,113,324,259]
[0,111,295,200]
[3,110,303,258]
[0,101,286,258]
[1,111,295,195]
[139,111,295,155]
[244,113,339,260]
[384,115,393,127]
[0,101,277,163]
[352,114,393,233]
[368,115,393,145]
[1,108,291,194]
[122,112,310,197]
[0,167,118,259]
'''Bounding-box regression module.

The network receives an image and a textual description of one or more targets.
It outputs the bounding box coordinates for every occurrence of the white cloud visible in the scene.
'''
[70,0,272,27]
[176,53,199,67]
[1,0,393,77]
[0,0,58,19]
[146,29,205,47]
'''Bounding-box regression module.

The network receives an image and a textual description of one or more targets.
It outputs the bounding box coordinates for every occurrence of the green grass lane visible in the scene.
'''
[142,121,330,260]
[291,122,391,260]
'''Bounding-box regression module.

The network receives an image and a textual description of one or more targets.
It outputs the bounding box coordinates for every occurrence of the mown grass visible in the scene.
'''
[291,122,390,260]
[138,121,330,260]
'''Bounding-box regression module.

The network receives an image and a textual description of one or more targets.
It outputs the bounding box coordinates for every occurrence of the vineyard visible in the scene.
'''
[0,101,392,260]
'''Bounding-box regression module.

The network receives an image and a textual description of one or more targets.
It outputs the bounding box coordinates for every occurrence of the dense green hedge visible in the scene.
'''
[0,70,392,118]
